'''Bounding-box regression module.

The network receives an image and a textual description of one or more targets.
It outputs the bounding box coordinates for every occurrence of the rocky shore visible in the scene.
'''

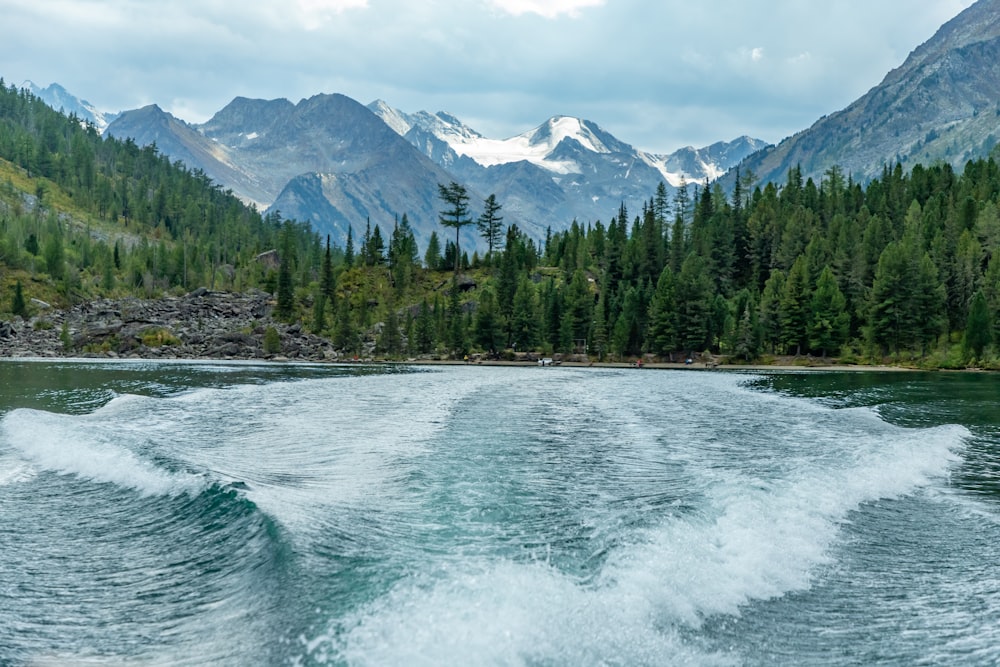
[0,289,340,362]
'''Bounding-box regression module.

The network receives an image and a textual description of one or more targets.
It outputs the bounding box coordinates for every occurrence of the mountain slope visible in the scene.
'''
[212,94,483,250]
[105,94,475,247]
[737,0,1000,184]
[106,104,271,207]
[21,81,118,132]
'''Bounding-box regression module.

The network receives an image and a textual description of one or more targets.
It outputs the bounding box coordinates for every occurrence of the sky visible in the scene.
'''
[0,0,979,154]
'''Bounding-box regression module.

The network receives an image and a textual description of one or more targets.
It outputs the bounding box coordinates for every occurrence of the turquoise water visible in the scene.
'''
[0,361,997,665]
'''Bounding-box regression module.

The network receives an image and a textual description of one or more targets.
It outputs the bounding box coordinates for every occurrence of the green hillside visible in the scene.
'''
[0,78,320,310]
[3,79,1000,368]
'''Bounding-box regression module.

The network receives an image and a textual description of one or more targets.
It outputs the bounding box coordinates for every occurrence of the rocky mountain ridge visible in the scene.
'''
[368,101,764,241]
[21,80,118,132]
[735,0,1000,184]
[100,92,761,250]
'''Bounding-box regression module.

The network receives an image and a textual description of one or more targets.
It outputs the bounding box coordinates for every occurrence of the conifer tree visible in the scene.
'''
[438,181,474,276]
[446,281,467,356]
[732,294,763,362]
[390,214,418,289]
[474,287,502,354]
[497,226,520,325]
[424,231,442,270]
[563,269,593,346]
[378,308,402,357]
[477,194,504,261]
[43,233,65,281]
[320,235,335,303]
[11,280,27,318]
[963,289,992,362]
[868,241,913,354]
[646,265,676,357]
[275,231,295,322]
[590,290,609,360]
[360,219,372,266]
[674,254,713,355]
[334,295,356,353]
[509,277,539,350]
[913,252,946,354]
[344,226,355,268]
[779,255,811,355]
[311,287,327,334]
[654,181,670,226]
[541,279,562,347]
[612,284,643,357]
[367,223,386,266]
[669,214,687,275]
[809,265,849,357]
[414,299,435,354]
[984,253,1000,344]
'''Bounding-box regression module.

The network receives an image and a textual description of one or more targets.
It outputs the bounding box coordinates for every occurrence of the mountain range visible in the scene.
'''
[99,94,761,251]
[18,0,1000,251]
[367,101,765,240]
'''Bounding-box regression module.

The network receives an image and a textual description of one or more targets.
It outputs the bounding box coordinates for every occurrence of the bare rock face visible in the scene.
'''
[0,290,341,362]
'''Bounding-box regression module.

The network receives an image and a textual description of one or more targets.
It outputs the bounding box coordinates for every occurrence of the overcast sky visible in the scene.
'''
[1,0,978,153]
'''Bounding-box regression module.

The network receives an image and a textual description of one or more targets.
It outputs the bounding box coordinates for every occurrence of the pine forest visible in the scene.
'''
[3,79,1000,369]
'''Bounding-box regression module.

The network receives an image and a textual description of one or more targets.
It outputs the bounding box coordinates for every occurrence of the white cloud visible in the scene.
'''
[488,0,604,19]
[296,0,368,29]
[0,0,980,153]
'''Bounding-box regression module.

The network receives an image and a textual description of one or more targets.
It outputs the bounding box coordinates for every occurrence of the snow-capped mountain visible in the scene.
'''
[369,101,486,145]
[22,81,118,132]
[658,138,770,185]
[449,116,630,175]
[370,101,767,230]
[371,101,766,188]
[29,75,765,248]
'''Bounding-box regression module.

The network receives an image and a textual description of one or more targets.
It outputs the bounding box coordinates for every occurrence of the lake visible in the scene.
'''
[1,360,998,665]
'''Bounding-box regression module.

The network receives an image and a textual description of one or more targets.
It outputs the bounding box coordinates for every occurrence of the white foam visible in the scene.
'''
[0,457,36,486]
[604,413,966,620]
[301,377,969,665]
[1,406,205,497]
[310,559,735,667]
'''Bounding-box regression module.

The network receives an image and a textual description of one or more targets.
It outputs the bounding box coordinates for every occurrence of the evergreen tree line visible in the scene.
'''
[4,77,1000,367]
[305,158,1000,368]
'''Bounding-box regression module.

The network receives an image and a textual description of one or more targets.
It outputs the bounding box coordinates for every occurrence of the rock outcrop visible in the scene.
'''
[0,289,341,361]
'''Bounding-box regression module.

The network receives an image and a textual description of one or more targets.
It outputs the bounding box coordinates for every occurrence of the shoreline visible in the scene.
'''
[400,358,920,372]
[0,290,976,373]
[0,354,920,373]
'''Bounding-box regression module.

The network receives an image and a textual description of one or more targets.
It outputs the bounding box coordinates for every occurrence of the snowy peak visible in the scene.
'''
[371,101,764,184]
[647,135,770,187]
[370,102,605,172]
[420,111,485,143]
[368,99,413,136]
[21,80,117,132]
[521,116,614,155]
[368,100,483,143]
[443,115,624,173]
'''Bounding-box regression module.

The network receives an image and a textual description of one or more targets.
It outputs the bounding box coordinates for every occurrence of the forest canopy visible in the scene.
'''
[2,78,1000,368]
